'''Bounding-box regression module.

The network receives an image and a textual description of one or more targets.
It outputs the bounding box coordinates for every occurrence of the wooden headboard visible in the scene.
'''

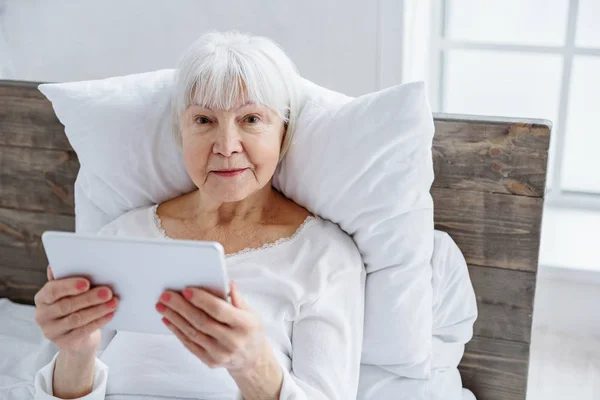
[0,80,550,400]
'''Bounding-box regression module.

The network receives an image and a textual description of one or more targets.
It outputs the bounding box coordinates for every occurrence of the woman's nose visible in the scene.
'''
[213,125,243,156]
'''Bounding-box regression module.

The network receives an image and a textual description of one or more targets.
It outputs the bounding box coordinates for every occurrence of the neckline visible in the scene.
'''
[150,204,317,259]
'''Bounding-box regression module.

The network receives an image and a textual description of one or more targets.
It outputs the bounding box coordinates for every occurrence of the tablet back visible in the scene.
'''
[41,231,229,335]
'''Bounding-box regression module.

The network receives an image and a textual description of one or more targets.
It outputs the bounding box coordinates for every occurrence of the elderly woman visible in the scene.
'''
[33,31,365,400]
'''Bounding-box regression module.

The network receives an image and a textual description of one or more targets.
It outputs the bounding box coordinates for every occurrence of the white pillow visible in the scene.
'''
[39,71,435,378]
[358,230,477,400]
[274,83,435,377]
[40,70,196,233]
[431,230,477,371]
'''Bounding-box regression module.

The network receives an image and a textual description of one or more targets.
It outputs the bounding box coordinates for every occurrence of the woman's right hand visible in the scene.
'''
[34,265,119,357]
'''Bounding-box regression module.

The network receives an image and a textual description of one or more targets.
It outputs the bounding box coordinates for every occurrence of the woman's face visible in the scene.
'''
[180,95,285,203]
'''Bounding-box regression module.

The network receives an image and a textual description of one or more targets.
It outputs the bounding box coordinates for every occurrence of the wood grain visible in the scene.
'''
[0,146,79,214]
[0,265,48,304]
[433,118,550,197]
[469,265,536,343]
[0,207,74,302]
[0,206,75,249]
[432,187,543,272]
[474,302,533,344]
[0,245,51,275]
[467,265,536,310]
[459,336,530,400]
[0,80,70,150]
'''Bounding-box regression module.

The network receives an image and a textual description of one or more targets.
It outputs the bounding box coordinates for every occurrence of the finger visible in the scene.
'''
[157,299,237,350]
[229,281,247,310]
[160,291,231,337]
[182,288,242,325]
[54,311,116,349]
[45,297,119,340]
[162,317,220,368]
[43,286,114,320]
[34,278,90,307]
[47,265,54,281]
[158,305,220,352]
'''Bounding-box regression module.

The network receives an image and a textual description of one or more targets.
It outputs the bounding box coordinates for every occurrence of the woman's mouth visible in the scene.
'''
[212,168,247,177]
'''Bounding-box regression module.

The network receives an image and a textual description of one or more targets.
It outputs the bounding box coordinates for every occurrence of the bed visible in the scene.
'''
[0,79,550,400]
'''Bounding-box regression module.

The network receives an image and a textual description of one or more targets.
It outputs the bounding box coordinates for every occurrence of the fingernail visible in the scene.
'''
[76,280,88,291]
[182,289,193,300]
[98,289,110,300]
[105,298,117,309]
[161,292,171,302]
[162,317,171,326]
[156,303,167,312]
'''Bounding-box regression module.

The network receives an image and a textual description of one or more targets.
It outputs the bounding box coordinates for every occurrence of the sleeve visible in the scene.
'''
[279,261,366,400]
[34,328,116,399]
[34,354,109,400]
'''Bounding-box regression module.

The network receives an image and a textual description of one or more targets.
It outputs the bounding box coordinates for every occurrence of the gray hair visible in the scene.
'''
[171,30,302,161]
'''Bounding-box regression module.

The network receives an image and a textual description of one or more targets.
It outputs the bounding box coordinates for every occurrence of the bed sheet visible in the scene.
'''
[0,299,58,399]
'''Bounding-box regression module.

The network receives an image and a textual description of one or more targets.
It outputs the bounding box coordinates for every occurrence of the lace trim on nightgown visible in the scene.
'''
[150,203,317,259]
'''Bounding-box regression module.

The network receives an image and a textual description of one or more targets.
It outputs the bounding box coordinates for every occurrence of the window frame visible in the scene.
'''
[427,0,600,211]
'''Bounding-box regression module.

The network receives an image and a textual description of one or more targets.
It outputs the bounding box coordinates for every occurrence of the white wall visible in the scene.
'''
[0,0,404,96]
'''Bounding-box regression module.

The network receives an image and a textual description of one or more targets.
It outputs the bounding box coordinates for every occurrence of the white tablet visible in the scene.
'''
[41,231,230,335]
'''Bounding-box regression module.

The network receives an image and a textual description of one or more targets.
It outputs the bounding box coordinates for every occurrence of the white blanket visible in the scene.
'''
[0,302,475,400]
[0,299,58,399]
[358,364,475,400]
[357,230,478,400]
[0,231,477,399]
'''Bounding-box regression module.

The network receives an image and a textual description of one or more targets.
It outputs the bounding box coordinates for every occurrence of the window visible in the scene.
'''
[405,0,600,210]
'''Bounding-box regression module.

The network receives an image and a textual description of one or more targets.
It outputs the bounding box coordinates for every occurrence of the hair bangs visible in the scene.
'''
[186,50,289,121]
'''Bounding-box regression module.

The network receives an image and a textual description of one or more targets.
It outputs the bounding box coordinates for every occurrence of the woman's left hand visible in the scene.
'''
[155,281,273,377]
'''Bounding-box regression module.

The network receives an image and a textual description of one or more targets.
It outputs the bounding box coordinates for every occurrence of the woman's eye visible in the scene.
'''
[244,115,260,124]
[194,116,211,124]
